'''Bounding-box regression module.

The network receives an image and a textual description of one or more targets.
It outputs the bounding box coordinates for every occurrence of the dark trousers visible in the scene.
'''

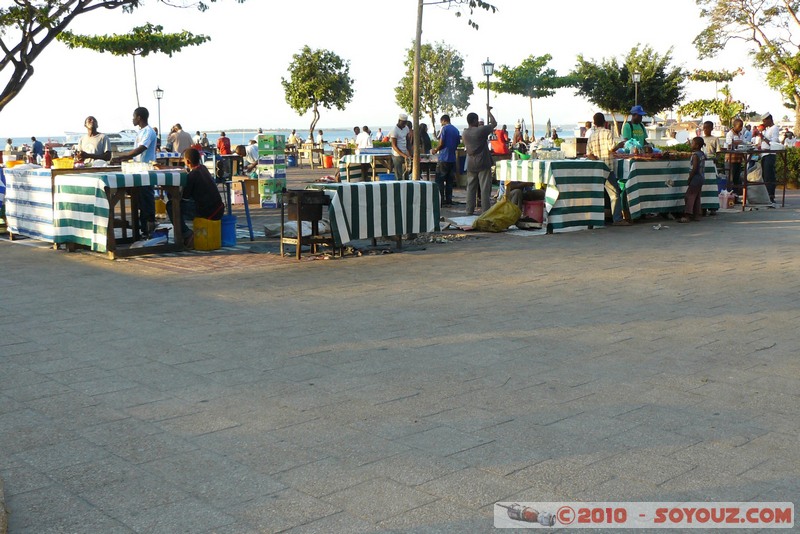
[761,154,777,200]
[684,183,703,217]
[435,161,456,204]
[138,187,155,234]
[166,196,196,234]
[392,156,407,180]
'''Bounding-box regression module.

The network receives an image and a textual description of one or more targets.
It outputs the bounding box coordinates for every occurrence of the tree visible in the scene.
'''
[0,0,243,114]
[478,54,573,141]
[409,0,497,179]
[678,86,747,128]
[679,68,746,127]
[58,24,209,106]
[281,46,354,144]
[395,42,472,136]
[572,45,685,135]
[694,0,800,133]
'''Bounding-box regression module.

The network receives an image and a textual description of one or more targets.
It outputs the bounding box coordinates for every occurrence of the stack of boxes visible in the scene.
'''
[256,134,287,208]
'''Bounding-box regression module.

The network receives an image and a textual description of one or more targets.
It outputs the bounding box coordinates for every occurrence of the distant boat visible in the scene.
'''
[64,129,137,153]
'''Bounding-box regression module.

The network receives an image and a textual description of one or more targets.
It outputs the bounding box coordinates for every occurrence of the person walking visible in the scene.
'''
[462,107,497,214]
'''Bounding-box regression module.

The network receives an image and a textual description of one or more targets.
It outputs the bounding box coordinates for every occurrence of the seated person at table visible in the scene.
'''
[76,116,111,163]
[168,148,224,248]
[244,139,259,174]
[287,129,302,146]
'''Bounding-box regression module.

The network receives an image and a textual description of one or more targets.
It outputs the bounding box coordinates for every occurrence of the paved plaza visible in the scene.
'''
[1,183,799,532]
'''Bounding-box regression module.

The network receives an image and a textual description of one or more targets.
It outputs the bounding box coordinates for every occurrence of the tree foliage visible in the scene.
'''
[58,24,209,106]
[396,42,472,136]
[572,44,685,133]
[281,46,354,143]
[678,86,746,127]
[695,0,800,132]
[479,54,573,138]
[424,0,497,29]
[688,68,743,83]
[0,0,242,114]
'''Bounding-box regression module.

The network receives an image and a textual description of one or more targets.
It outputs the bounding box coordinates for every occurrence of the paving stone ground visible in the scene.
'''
[1,172,799,532]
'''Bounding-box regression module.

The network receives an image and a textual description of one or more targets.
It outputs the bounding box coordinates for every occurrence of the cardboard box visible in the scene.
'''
[257,154,286,166]
[232,179,259,205]
[257,134,286,152]
[257,148,284,157]
[256,164,287,179]
[258,177,286,196]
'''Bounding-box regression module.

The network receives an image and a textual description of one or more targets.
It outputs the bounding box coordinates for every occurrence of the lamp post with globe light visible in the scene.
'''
[482,58,494,121]
[154,87,164,147]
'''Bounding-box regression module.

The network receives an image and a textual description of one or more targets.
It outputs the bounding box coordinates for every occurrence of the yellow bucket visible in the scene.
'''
[192,217,221,251]
[155,197,167,218]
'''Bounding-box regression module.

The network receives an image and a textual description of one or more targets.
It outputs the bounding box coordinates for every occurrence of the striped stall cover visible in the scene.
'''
[53,171,186,252]
[495,159,608,230]
[615,159,721,219]
[308,181,441,245]
[0,167,5,207]
[156,152,182,158]
[3,167,56,241]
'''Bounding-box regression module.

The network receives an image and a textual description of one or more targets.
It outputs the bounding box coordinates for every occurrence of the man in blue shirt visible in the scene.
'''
[31,137,44,163]
[431,114,460,207]
[117,107,158,235]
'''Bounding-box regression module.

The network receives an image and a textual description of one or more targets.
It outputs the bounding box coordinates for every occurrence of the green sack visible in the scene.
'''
[473,198,522,232]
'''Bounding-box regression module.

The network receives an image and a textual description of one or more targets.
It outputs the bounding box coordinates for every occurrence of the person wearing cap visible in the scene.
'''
[760,112,780,203]
[390,113,411,179]
[463,106,497,214]
[613,105,649,151]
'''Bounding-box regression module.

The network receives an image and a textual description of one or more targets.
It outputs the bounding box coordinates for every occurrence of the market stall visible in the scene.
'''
[495,159,608,231]
[614,157,720,218]
[53,169,187,259]
[306,180,440,246]
[718,148,787,209]
[4,166,58,242]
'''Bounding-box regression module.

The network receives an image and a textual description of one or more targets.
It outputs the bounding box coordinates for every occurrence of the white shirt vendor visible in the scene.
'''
[356,131,372,149]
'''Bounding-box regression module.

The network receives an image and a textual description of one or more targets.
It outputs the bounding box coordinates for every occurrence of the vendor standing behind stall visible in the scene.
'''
[76,116,111,163]
[613,105,650,151]
[760,112,780,203]
[115,106,157,235]
[586,112,629,226]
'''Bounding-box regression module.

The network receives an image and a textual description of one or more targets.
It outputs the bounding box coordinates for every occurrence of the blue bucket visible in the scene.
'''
[287,155,297,167]
[379,173,395,181]
[221,214,237,247]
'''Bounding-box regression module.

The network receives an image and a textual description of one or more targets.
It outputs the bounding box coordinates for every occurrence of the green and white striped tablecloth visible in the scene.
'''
[308,181,440,245]
[3,167,56,242]
[53,171,186,252]
[495,159,608,230]
[615,159,721,219]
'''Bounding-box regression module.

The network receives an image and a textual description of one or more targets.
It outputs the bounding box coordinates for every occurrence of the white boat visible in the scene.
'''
[64,129,137,153]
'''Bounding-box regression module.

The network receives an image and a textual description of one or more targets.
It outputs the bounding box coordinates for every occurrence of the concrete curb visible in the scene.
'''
[0,475,6,534]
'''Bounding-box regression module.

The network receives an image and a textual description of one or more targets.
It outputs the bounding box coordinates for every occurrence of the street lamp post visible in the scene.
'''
[153,86,164,146]
[633,72,641,106]
[482,58,494,121]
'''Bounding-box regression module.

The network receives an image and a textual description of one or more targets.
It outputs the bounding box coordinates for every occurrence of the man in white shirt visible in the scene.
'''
[356,126,372,149]
[760,112,781,202]
[390,114,411,179]
[244,139,259,174]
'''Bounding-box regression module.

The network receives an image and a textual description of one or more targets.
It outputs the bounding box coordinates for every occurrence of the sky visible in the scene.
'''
[0,0,791,138]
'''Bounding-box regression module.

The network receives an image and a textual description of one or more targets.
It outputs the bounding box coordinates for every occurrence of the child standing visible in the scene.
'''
[677,137,706,223]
